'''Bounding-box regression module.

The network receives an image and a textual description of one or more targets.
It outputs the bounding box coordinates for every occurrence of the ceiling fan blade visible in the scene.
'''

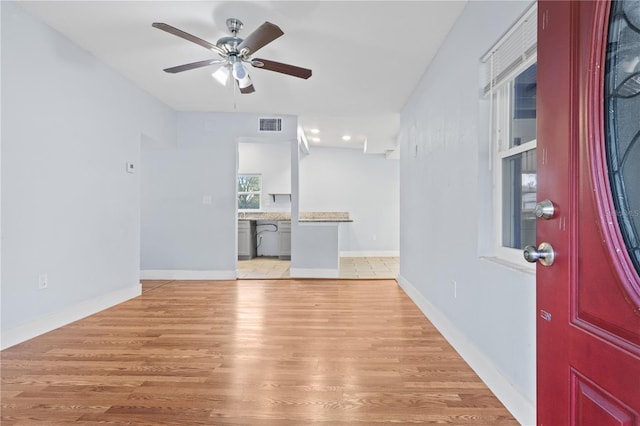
[239,83,256,94]
[163,59,223,74]
[236,73,255,94]
[252,58,312,79]
[152,22,225,56]
[237,22,284,56]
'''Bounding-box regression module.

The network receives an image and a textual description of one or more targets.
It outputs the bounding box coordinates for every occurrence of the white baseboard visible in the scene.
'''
[340,250,400,258]
[397,275,536,426]
[140,270,237,280]
[1,282,141,350]
[289,268,339,278]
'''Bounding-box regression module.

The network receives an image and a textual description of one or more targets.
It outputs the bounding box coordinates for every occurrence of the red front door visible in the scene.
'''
[537,1,640,425]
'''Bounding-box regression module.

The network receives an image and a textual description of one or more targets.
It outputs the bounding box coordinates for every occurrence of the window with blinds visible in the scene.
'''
[483,1,539,266]
[481,3,537,96]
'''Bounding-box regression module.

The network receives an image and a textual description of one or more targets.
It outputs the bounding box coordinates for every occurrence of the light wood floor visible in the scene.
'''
[1,279,518,425]
[237,257,400,279]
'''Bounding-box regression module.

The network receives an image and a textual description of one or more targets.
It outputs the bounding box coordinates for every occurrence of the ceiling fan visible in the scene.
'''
[152,18,312,94]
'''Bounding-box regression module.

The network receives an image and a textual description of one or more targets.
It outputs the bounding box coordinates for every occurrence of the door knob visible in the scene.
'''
[523,242,555,266]
[535,199,556,220]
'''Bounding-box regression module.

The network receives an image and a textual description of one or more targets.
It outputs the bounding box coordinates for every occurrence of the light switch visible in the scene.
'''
[202,195,212,205]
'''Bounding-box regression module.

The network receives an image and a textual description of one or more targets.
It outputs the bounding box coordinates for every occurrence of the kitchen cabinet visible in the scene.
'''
[278,220,291,260]
[238,220,257,260]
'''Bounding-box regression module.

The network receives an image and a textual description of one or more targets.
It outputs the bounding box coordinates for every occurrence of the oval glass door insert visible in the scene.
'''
[605,0,640,276]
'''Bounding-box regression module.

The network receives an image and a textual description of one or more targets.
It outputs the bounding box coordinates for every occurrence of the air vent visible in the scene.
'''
[259,118,283,132]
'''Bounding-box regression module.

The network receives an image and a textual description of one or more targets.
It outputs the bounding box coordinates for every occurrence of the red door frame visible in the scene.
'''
[537,2,574,421]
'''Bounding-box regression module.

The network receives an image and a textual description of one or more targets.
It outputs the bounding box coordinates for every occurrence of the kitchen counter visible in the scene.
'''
[238,211,352,222]
[237,211,350,278]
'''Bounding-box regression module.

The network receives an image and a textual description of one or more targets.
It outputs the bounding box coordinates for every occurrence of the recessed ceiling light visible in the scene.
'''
[342,135,352,141]
[311,137,321,143]
[310,128,320,134]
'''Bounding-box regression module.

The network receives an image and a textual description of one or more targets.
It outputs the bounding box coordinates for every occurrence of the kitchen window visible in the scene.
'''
[482,2,537,265]
[238,174,261,210]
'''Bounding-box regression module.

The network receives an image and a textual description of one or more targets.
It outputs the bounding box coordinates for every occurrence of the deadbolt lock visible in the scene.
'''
[535,199,556,220]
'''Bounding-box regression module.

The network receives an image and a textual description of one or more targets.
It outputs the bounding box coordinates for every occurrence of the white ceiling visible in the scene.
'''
[17,1,466,155]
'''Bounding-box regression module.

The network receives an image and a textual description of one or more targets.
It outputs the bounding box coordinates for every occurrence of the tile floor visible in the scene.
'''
[236,256,399,279]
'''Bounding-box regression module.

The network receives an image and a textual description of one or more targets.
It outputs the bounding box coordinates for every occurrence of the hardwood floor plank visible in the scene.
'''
[1,279,518,424]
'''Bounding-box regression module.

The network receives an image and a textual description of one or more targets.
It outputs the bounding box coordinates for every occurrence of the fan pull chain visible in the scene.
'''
[233,77,238,110]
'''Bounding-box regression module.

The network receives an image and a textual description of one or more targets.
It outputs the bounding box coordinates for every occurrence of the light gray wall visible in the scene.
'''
[1,1,175,334]
[140,113,297,272]
[299,147,399,254]
[398,0,536,418]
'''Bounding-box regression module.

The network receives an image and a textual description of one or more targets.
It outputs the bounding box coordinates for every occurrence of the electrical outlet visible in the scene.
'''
[38,274,48,290]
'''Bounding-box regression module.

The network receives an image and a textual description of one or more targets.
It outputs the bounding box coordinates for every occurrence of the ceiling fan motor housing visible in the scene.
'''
[216,36,243,55]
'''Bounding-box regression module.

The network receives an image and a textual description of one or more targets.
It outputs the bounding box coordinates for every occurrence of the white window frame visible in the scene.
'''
[492,66,537,265]
[482,2,537,268]
[238,173,262,211]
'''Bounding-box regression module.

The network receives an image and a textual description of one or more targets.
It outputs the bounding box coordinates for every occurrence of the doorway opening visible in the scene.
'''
[236,139,293,279]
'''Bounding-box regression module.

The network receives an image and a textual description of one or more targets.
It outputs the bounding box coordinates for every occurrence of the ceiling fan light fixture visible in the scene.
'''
[237,74,252,89]
[232,60,247,80]
[211,66,230,85]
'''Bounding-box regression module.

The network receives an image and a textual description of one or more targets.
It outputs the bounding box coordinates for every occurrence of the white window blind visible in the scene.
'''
[481,2,537,95]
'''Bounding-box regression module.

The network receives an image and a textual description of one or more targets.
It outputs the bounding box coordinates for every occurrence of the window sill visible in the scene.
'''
[479,256,536,275]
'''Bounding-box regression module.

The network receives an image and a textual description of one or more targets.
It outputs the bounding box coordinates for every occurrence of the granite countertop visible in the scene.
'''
[238,211,352,222]
[300,212,352,223]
